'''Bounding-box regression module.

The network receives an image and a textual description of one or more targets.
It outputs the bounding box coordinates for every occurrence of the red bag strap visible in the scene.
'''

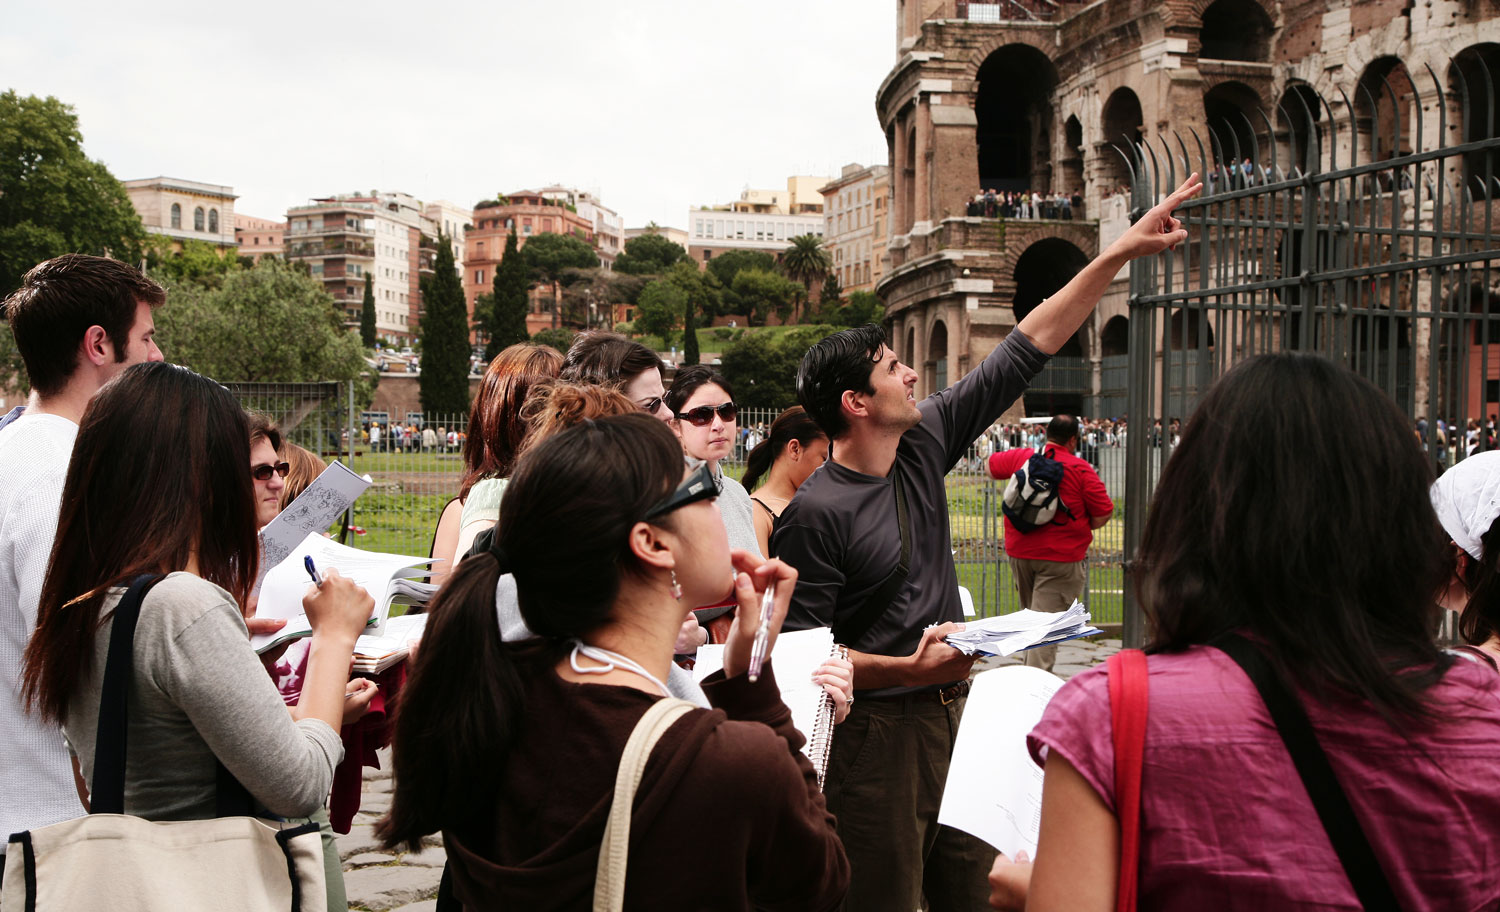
[1107,648,1149,912]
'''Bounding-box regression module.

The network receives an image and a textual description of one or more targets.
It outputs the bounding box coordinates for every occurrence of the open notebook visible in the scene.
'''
[692,626,844,790]
[251,532,436,653]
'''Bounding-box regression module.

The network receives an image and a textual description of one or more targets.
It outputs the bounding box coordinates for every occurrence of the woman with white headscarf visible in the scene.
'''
[1430,451,1500,669]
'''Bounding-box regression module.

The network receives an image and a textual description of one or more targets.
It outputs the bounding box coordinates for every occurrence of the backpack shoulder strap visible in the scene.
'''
[1214,634,1403,912]
[834,472,910,647]
[91,574,167,815]
[593,698,696,912]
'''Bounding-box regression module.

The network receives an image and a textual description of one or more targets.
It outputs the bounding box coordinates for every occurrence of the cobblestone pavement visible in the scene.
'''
[339,634,1123,910]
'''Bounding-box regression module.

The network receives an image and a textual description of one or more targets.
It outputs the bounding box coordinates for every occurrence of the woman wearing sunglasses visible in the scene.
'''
[378,413,848,909]
[559,330,674,423]
[664,366,760,641]
[247,412,289,528]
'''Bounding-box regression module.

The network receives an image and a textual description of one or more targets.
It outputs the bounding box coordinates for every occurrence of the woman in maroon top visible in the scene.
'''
[991,354,1500,911]
[378,414,848,910]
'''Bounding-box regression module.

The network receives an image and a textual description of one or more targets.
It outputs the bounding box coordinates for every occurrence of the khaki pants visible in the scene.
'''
[1009,557,1087,672]
[823,693,993,912]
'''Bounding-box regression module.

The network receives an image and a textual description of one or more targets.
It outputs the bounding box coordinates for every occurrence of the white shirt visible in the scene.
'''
[0,413,84,850]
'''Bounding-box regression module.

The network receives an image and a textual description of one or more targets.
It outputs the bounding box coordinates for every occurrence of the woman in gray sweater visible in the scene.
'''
[22,363,373,825]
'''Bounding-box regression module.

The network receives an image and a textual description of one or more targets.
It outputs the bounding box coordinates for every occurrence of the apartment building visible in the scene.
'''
[685,175,830,264]
[234,214,285,262]
[123,177,238,251]
[285,191,434,343]
[537,186,623,267]
[820,163,891,293]
[423,200,470,276]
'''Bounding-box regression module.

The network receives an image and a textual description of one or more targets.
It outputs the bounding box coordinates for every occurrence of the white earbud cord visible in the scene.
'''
[569,640,671,697]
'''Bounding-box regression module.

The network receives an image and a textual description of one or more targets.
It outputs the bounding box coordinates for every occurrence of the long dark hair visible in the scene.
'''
[1460,516,1500,647]
[559,331,660,388]
[22,362,259,723]
[742,405,827,491]
[1139,353,1452,724]
[378,413,684,851]
[460,343,563,500]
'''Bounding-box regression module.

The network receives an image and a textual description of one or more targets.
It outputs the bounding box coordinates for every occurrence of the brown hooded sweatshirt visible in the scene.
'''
[444,660,850,911]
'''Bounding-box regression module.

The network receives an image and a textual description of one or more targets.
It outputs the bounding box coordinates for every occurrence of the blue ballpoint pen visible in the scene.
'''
[304,555,323,588]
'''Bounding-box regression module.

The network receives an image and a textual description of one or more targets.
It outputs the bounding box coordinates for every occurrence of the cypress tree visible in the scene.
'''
[489,228,530,359]
[419,232,471,415]
[682,295,700,365]
[360,272,377,348]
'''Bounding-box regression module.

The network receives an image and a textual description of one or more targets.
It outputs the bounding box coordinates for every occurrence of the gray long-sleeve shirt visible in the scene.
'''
[65,572,343,820]
[773,329,1049,696]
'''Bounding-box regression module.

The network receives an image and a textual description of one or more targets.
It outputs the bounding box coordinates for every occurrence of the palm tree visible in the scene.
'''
[780,234,832,323]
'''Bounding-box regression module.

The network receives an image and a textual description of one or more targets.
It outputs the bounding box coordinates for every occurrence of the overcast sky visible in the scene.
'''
[2,1,895,230]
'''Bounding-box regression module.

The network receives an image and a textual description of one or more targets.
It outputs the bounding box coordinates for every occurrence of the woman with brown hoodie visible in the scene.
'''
[377,413,849,910]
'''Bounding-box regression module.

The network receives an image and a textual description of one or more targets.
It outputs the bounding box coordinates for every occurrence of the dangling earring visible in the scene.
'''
[670,569,683,601]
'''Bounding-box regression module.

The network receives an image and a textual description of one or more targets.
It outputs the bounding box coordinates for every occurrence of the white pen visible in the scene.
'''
[747,581,776,682]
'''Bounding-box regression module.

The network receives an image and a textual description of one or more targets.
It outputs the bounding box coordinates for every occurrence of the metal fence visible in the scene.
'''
[226,395,1129,626]
[1118,60,1500,645]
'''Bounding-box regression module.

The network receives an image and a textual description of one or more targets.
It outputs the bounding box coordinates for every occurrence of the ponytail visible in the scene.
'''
[742,437,775,491]
[378,550,522,852]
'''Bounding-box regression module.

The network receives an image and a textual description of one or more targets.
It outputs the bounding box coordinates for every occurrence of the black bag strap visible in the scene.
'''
[92,573,256,818]
[1215,634,1403,912]
[835,472,911,646]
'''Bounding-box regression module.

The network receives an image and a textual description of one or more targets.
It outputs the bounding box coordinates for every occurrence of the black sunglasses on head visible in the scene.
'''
[644,462,718,520]
[252,461,290,481]
[675,402,737,427]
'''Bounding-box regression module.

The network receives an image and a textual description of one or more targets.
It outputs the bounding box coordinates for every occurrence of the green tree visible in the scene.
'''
[634,278,685,346]
[780,234,832,322]
[530,327,576,353]
[521,232,598,328]
[145,238,241,290]
[0,91,149,298]
[718,325,838,409]
[154,258,368,386]
[732,268,801,326]
[614,232,688,275]
[706,249,776,288]
[682,294,699,365]
[360,273,377,348]
[489,228,531,357]
[839,290,886,327]
[819,270,843,308]
[418,232,471,414]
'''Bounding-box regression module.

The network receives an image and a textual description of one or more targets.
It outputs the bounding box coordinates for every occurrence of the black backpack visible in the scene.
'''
[1001,449,1073,532]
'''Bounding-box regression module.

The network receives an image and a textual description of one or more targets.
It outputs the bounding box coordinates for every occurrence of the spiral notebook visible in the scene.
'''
[691,626,844,790]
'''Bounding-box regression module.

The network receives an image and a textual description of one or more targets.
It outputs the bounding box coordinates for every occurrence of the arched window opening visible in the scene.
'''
[1204,81,1264,178]
[1099,88,1144,194]
[170,203,181,230]
[1277,83,1323,175]
[1101,315,1129,357]
[976,44,1059,192]
[928,320,949,391]
[1450,45,1500,194]
[905,326,916,369]
[194,207,205,232]
[208,209,219,234]
[1199,0,1273,62]
[1169,308,1215,349]
[904,126,917,232]
[1060,115,1085,200]
[1014,238,1089,412]
[1355,57,1418,172]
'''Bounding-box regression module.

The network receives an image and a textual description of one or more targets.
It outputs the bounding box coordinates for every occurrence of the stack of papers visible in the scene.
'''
[390,578,438,607]
[351,614,428,674]
[943,601,1101,657]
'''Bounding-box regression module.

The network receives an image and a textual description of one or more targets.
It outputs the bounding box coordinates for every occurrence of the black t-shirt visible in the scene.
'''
[773,330,1048,695]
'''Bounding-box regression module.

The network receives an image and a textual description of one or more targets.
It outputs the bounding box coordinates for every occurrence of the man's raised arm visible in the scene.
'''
[1017,175,1202,355]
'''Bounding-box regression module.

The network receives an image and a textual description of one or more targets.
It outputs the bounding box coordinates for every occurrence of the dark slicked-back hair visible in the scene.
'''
[3,254,165,396]
[559,331,661,389]
[1139,353,1453,725]
[1046,414,1080,445]
[796,324,886,440]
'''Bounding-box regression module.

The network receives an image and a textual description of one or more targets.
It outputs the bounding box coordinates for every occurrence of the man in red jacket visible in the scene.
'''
[988,414,1113,671]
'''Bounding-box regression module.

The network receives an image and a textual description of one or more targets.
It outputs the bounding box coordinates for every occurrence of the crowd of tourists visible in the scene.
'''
[4,169,1500,911]
[967,189,1083,220]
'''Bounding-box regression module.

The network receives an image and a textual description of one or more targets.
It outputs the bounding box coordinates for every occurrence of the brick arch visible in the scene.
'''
[1172,0,1276,29]
[992,222,1099,287]
[965,34,1060,83]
